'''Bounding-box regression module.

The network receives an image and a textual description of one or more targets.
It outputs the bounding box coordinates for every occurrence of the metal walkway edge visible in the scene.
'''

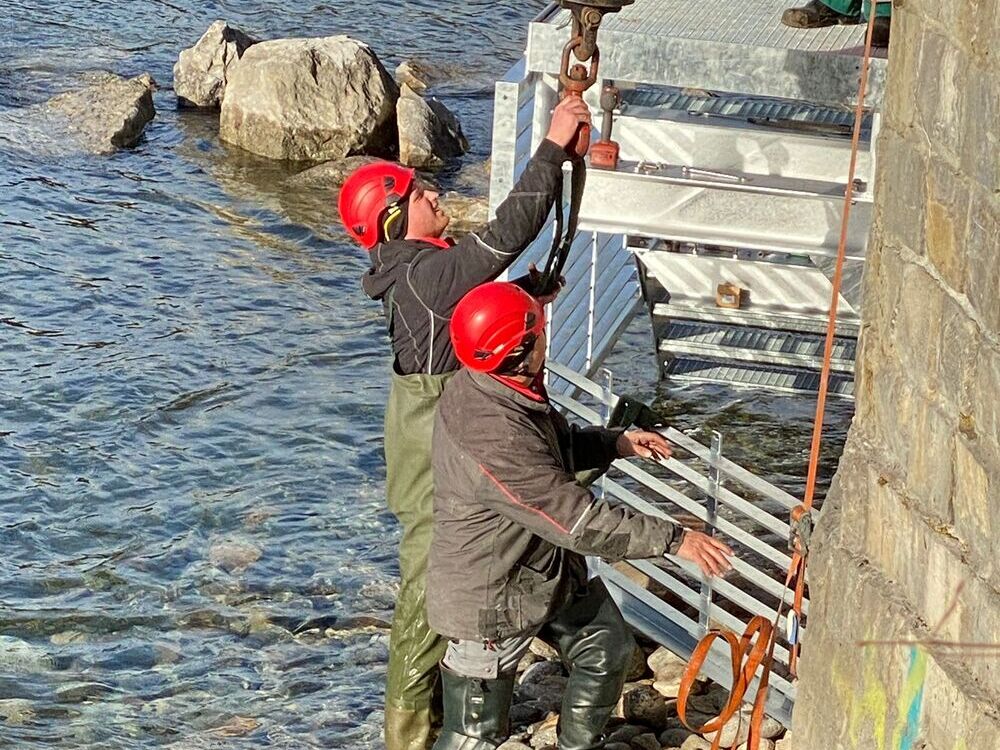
[545,361,810,727]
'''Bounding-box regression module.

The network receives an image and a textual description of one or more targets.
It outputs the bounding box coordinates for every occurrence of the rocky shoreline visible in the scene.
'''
[37,19,488,233]
[502,635,791,750]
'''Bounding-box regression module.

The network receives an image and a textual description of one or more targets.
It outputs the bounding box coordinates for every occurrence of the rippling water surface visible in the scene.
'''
[0,2,851,747]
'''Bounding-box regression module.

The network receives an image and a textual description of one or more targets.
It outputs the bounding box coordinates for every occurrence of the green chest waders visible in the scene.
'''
[383,369,455,750]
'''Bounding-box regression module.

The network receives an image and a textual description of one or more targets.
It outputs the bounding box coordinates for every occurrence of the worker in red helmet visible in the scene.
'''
[428,282,734,750]
[338,96,592,750]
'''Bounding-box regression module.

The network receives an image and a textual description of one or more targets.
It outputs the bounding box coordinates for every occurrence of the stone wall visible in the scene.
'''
[791,2,1000,749]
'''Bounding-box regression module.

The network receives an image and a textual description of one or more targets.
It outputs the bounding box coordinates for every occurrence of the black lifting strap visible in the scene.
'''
[535,156,586,297]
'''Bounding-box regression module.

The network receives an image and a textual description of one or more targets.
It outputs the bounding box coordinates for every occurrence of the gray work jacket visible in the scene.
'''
[428,369,683,641]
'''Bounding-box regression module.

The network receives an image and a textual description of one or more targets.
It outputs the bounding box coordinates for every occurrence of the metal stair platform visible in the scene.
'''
[653,302,861,338]
[663,357,856,397]
[657,319,857,373]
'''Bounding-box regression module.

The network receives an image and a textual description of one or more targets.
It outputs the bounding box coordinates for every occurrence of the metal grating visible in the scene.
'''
[660,320,857,368]
[652,302,861,338]
[664,357,856,397]
[622,87,872,131]
[597,0,876,53]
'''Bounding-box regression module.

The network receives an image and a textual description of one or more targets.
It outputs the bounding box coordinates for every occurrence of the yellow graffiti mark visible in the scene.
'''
[831,645,889,750]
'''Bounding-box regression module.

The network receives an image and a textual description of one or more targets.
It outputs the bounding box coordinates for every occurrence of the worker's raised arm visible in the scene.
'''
[409,97,591,312]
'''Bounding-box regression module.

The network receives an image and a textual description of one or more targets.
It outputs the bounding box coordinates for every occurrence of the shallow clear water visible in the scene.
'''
[0,2,851,747]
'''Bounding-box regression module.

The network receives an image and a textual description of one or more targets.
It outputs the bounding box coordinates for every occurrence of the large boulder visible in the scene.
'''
[397,83,468,169]
[220,36,398,161]
[47,73,156,154]
[174,20,258,108]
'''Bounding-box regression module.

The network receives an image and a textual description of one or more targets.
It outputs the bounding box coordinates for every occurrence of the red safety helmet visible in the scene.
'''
[338,161,415,250]
[451,282,546,373]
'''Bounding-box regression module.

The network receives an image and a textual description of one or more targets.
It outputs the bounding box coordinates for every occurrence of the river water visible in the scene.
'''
[0,1,852,747]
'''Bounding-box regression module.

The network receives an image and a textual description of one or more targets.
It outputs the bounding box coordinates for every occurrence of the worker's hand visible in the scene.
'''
[616,430,673,461]
[676,531,734,577]
[527,263,565,305]
[546,95,592,150]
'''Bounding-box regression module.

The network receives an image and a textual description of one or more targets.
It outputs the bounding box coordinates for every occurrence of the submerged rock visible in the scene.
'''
[220,36,398,161]
[174,20,259,108]
[208,538,262,574]
[47,73,156,154]
[0,699,36,725]
[0,636,52,673]
[397,83,468,169]
[286,154,382,190]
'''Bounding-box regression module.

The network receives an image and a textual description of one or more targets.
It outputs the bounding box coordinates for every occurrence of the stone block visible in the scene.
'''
[935,295,980,408]
[904,400,955,522]
[924,162,971,293]
[915,32,966,165]
[880,8,920,131]
[968,346,1000,459]
[950,436,994,563]
[959,70,1000,195]
[874,129,928,256]
[963,195,1000,333]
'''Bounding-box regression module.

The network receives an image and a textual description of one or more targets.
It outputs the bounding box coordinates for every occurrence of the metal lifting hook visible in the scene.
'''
[557,0,631,158]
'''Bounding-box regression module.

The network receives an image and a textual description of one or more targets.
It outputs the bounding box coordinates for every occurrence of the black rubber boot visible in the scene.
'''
[781,0,861,27]
[542,580,636,750]
[431,665,515,750]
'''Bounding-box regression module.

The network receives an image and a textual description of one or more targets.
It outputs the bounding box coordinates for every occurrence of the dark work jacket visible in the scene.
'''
[361,138,567,375]
[428,369,683,641]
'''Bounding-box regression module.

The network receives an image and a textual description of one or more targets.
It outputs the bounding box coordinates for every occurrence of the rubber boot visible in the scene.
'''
[431,665,515,749]
[781,0,861,27]
[541,580,635,750]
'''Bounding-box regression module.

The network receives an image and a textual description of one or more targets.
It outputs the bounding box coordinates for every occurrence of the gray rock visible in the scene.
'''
[0,699,36,726]
[604,744,632,750]
[208,538,262,573]
[626,643,650,681]
[220,36,398,161]
[395,59,435,93]
[528,637,559,661]
[681,736,712,750]
[621,684,672,731]
[508,701,547,728]
[516,649,540,674]
[0,637,52,673]
[648,646,689,699]
[607,724,649,744]
[529,719,558,748]
[704,709,750,748]
[660,727,694,747]
[47,73,155,154]
[758,715,785,740]
[498,742,534,750]
[397,83,468,169]
[174,20,258,107]
[774,732,792,749]
[518,659,565,686]
[630,732,661,750]
[286,155,382,189]
[515,677,565,715]
[737,740,775,750]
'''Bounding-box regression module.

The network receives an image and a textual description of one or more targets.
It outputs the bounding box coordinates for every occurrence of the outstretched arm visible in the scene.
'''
[408,97,592,313]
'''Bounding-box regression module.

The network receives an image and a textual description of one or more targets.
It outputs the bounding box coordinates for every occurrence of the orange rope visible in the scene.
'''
[677,7,884,747]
